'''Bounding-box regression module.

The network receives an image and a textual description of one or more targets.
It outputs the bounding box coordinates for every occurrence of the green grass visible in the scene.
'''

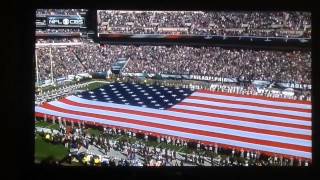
[144,140,160,147]
[128,137,137,143]
[46,123,60,130]
[39,85,55,92]
[35,121,59,130]
[35,121,51,128]
[117,136,128,142]
[35,118,61,130]
[183,147,194,154]
[87,128,102,137]
[104,133,117,139]
[117,136,138,143]
[178,146,193,154]
[35,134,68,163]
[79,82,106,91]
[157,143,182,151]
[37,79,107,94]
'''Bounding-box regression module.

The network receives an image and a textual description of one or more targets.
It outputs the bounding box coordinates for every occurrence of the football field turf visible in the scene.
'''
[35,134,68,163]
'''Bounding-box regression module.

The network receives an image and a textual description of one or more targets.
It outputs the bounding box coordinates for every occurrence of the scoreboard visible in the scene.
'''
[47,16,85,27]
[36,15,86,28]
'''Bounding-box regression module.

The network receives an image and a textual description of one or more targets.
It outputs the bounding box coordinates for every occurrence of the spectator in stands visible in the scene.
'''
[97,10,311,38]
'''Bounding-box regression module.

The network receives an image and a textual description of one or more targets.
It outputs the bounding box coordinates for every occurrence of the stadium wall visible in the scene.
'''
[98,33,311,50]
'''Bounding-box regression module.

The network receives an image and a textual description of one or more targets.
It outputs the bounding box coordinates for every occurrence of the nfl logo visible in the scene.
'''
[62,19,70,25]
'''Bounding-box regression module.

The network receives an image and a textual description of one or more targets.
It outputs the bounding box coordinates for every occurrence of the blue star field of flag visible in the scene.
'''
[76,82,194,110]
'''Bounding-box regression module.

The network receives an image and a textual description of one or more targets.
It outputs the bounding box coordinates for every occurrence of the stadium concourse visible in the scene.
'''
[34,9,311,166]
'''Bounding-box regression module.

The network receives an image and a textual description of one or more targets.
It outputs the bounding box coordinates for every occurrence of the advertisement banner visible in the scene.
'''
[252,80,271,87]
[223,78,238,83]
[35,32,82,37]
[120,72,310,90]
[277,83,311,90]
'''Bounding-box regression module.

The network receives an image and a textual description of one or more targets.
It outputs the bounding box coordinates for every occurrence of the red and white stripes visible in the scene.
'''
[35,89,312,159]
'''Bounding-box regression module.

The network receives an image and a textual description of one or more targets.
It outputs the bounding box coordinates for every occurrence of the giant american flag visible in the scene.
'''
[35,82,312,160]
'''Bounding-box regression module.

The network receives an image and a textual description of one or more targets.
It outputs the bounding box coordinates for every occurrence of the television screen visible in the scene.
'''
[34,9,312,167]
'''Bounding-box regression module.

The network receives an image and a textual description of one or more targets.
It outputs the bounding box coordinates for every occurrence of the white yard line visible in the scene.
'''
[115,136,123,141]
[47,124,57,128]
[177,147,184,152]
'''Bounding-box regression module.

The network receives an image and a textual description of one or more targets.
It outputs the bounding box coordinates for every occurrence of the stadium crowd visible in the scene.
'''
[36,40,106,81]
[34,9,312,167]
[122,45,311,84]
[36,9,87,16]
[36,41,311,85]
[35,9,87,35]
[37,46,87,81]
[36,121,310,167]
[36,28,82,34]
[98,11,311,38]
[36,38,82,44]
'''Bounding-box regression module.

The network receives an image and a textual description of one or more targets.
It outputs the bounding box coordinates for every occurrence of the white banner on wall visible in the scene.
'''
[277,83,311,90]
[121,72,311,90]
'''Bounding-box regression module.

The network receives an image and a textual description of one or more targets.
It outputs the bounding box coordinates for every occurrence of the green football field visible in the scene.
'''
[35,134,68,163]
[35,121,60,130]
[77,81,110,91]
[35,120,68,163]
